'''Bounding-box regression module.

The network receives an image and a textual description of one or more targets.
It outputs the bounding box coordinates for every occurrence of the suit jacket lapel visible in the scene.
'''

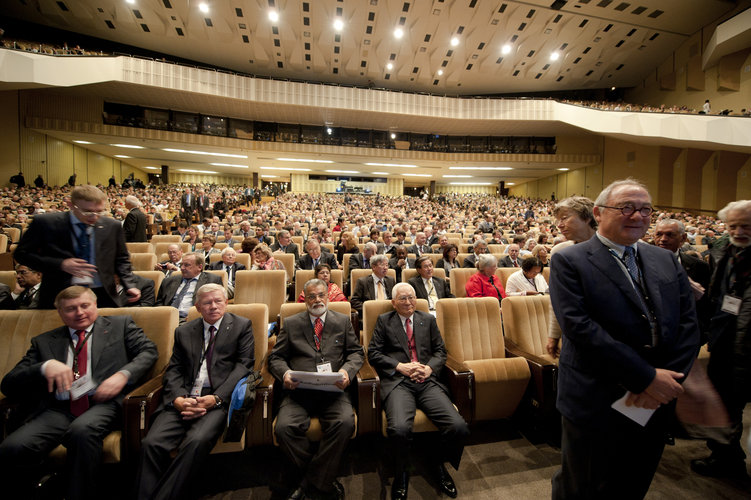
[389,312,411,359]
[303,314,318,352]
[587,239,645,312]
[411,312,428,362]
[51,326,70,363]
[91,317,110,375]
[211,313,234,374]
[189,319,205,381]
[367,277,376,300]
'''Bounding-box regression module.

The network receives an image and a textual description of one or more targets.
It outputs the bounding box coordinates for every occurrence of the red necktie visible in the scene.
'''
[314,317,323,351]
[405,318,418,362]
[70,330,89,417]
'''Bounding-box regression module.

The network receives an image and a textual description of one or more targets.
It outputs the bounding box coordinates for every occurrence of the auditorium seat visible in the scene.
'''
[234,270,286,323]
[542,267,550,283]
[153,242,191,258]
[206,269,229,291]
[436,297,530,424]
[349,268,397,299]
[0,233,10,253]
[0,270,16,289]
[401,267,445,283]
[495,267,518,289]
[273,253,295,282]
[130,252,157,271]
[294,269,344,301]
[126,242,154,254]
[150,235,181,244]
[488,244,506,254]
[134,270,165,297]
[456,253,472,267]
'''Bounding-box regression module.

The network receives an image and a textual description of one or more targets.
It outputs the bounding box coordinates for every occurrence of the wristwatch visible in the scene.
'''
[213,395,223,409]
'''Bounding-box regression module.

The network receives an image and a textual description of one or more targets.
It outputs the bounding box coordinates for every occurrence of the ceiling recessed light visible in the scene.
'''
[403,173,432,177]
[449,182,492,185]
[449,166,512,170]
[276,157,333,164]
[126,0,135,4]
[386,62,393,70]
[450,37,459,47]
[390,133,396,139]
[443,175,472,178]
[550,52,560,61]
[73,140,93,144]
[394,28,404,39]
[144,166,159,170]
[178,169,217,174]
[326,170,358,174]
[209,163,249,168]
[198,2,209,14]
[112,144,144,149]
[163,148,247,158]
[501,44,512,55]
[326,127,333,134]
[365,162,417,168]
[261,175,278,178]
[333,18,344,31]
[507,183,515,186]
[611,86,616,90]
[268,10,279,22]
[113,155,131,159]
[558,168,570,171]
[371,172,389,175]
[437,69,444,76]
[260,166,312,172]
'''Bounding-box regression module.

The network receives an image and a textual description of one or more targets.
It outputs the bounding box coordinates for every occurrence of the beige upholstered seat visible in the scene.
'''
[130,252,157,271]
[349,269,397,299]
[542,267,550,283]
[456,253,472,267]
[206,269,229,291]
[150,235,181,244]
[449,268,508,298]
[0,270,16,290]
[401,267,445,283]
[342,253,353,281]
[234,270,287,323]
[3,227,20,243]
[153,242,191,258]
[437,297,530,423]
[294,270,344,302]
[134,270,165,297]
[273,253,295,282]
[495,267,518,289]
[0,233,8,253]
[234,253,251,270]
[488,244,506,254]
[126,242,154,254]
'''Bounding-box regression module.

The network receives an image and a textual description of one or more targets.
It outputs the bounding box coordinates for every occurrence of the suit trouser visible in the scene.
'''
[383,379,469,472]
[0,401,119,500]
[274,389,355,493]
[552,411,667,500]
[136,407,227,500]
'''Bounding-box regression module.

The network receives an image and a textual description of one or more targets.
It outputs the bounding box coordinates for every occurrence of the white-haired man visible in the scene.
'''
[123,195,147,242]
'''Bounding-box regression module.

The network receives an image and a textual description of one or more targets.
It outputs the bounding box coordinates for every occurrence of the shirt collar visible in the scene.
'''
[68,323,94,338]
[309,311,327,324]
[596,232,638,258]
[398,313,414,329]
[202,316,224,335]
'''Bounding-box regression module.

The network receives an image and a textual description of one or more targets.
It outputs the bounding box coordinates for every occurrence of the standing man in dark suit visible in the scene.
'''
[352,254,396,317]
[388,245,416,282]
[270,230,300,262]
[195,189,211,222]
[180,188,196,223]
[11,264,42,309]
[297,239,339,270]
[136,284,253,500]
[0,286,157,499]
[368,282,469,500]
[269,278,363,500]
[156,253,223,321]
[123,195,148,243]
[209,247,246,299]
[15,185,141,309]
[408,256,454,311]
[549,179,699,499]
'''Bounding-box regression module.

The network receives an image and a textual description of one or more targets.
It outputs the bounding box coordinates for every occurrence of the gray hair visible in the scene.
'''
[125,195,141,208]
[370,254,389,267]
[594,178,649,207]
[278,229,290,238]
[718,200,751,221]
[553,196,596,229]
[392,282,416,299]
[220,246,236,257]
[477,253,498,270]
[655,218,686,234]
[364,242,377,253]
[195,283,227,302]
[303,278,327,294]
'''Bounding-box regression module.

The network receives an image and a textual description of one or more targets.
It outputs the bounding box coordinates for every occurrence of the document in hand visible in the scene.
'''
[289,370,345,392]
[611,392,656,427]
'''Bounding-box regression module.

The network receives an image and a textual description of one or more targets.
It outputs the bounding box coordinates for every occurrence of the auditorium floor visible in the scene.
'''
[195,407,751,500]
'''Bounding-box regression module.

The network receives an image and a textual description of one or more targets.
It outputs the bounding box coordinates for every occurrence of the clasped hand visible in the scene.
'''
[625,368,684,409]
[396,362,432,383]
[173,396,216,420]
[44,360,127,402]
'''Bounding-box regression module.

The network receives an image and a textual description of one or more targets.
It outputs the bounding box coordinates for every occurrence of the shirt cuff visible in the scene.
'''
[41,359,51,375]
[118,369,132,383]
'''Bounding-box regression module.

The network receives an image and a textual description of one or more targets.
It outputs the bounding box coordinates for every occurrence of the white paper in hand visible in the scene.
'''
[290,370,344,392]
[611,392,656,427]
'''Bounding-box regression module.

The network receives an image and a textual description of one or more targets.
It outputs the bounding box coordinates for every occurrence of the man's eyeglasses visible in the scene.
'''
[395,295,417,303]
[597,204,653,217]
[73,204,107,217]
[305,293,327,301]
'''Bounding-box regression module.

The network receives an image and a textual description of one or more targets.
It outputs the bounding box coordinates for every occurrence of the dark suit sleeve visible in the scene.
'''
[441,278,455,298]
[14,215,68,273]
[162,327,192,404]
[137,277,156,307]
[213,317,254,401]
[368,314,400,375]
[123,211,137,241]
[0,283,15,310]
[112,221,137,290]
[338,313,364,380]
[350,278,366,315]
[268,320,293,382]
[121,317,159,384]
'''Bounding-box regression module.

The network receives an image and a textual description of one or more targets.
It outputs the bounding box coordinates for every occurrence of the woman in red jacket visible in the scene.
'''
[465,253,506,303]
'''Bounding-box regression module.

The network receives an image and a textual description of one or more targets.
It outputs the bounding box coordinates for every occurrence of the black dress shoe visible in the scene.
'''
[691,455,748,478]
[436,464,458,498]
[391,472,409,500]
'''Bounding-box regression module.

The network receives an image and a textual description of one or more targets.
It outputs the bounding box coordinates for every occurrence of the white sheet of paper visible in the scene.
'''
[611,392,656,427]
[70,374,96,400]
[289,370,344,392]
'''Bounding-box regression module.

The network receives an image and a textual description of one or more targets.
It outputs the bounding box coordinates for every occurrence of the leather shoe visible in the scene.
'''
[287,486,306,500]
[691,455,748,478]
[435,464,458,498]
[391,471,409,500]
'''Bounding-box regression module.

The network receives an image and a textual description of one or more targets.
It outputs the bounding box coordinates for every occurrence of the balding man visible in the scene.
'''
[691,200,751,478]
[156,244,183,278]
[653,219,710,295]
[348,242,377,278]
[123,195,148,242]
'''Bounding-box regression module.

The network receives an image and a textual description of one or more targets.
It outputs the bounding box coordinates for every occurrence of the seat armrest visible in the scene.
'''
[0,396,21,442]
[446,354,471,373]
[355,359,381,435]
[122,375,164,463]
[247,364,275,448]
[444,361,474,425]
[504,338,557,413]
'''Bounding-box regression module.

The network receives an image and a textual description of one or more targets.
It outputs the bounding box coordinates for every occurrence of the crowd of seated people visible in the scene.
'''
[562,99,751,117]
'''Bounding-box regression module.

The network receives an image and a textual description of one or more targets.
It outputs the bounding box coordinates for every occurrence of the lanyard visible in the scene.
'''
[198,328,219,368]
[69,330,94,376]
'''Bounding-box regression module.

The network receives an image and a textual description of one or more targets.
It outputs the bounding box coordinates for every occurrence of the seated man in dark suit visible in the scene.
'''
[351,254,396,317]
[348,242,377,279]
[156,253,223,322]
[368,283,469,500]
[0,282,16,309]
[408,256,454,311]
[381,231,397,256]
[136,284,253,500]
[209,247,246,299]
[172,221,189,241]
[269,278,364,500]
[155,244,183,278]
[498,243,521,268]
[0,286,158,499]
[11,264,42,309]
[115,274,155,307]
[270,229,300,263]
[462,239,490,269]
[297,239,339,270]
[407,232,433,257]
[388,245,416,282]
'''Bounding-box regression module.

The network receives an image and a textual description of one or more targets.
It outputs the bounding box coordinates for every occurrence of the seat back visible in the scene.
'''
[186,304,268,371]
[294,271,344,301]
[279,302,351,328]
[401,268,445,283]
[488,244,506,254]
[235,253,251,269]
[126,242,154,254]
[362,299,429,348]
[349,269,397,299]
[209,253,223,264]
[496,267,518,289]
[437,297,506,362]
[449,268,476,298]
[342,253,353,280]
[456,253,472,267]
[501,295,553,360]
[234,270,287,322]
[273,253,295,281]
[206,270,229,291]
[153,242,191,258]
[0,233,7,253]
[542,267,550,283]
[134,271,165,297]
[150,235,181,243]
[3,227,20,243]
[130,253,157,271]
[0,270,16,289]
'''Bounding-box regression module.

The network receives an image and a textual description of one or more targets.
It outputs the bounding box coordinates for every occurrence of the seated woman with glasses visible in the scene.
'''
[296,263,347,303]
[251,244,285,270]
[504,257,549,296]
[465,254,506,303]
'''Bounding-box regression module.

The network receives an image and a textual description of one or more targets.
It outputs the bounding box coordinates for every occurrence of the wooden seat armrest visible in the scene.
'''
[122,375,165,463]
[445,354,471,373]
[444,361,474,425]
[355,359,381,435]
[503,339,558,413]
[504,338,553,367]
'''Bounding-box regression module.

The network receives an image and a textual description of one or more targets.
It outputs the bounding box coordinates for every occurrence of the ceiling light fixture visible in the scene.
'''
[112,144,144,149]
[365,162,417,168]
[198,2,209,14]
[276,157,333,164]
[333,18,344,31]
[394,28,404,39]
[260,166,312,172]
[558,168,570,171]
[443,175,472,178]
[501,44,512,55]
[144,166,159,170]
[386,62,393,70]
[326,128,333,135]
[178,169,217,174]
[390,133,396,139]
[163,148,247,158]
[268,10,279,22]
[450,37,459,47]
[403,173,432,177]
[550,52,560,61]
[449,166,512,170]
[73,140,93,144]
[113,155,131,159]
[209,163,249,168]
[437,69,444,76]
[371,172,389,175]
[449,182,492,185]
[261,175,278,178]
[507,183,515,186]
[126,0,135,4]
[325,170,358,174]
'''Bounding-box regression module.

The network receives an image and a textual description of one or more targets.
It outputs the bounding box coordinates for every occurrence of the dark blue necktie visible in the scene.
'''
[622,246,641,284]
[75,222,91,262]
[171,278,196,314]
